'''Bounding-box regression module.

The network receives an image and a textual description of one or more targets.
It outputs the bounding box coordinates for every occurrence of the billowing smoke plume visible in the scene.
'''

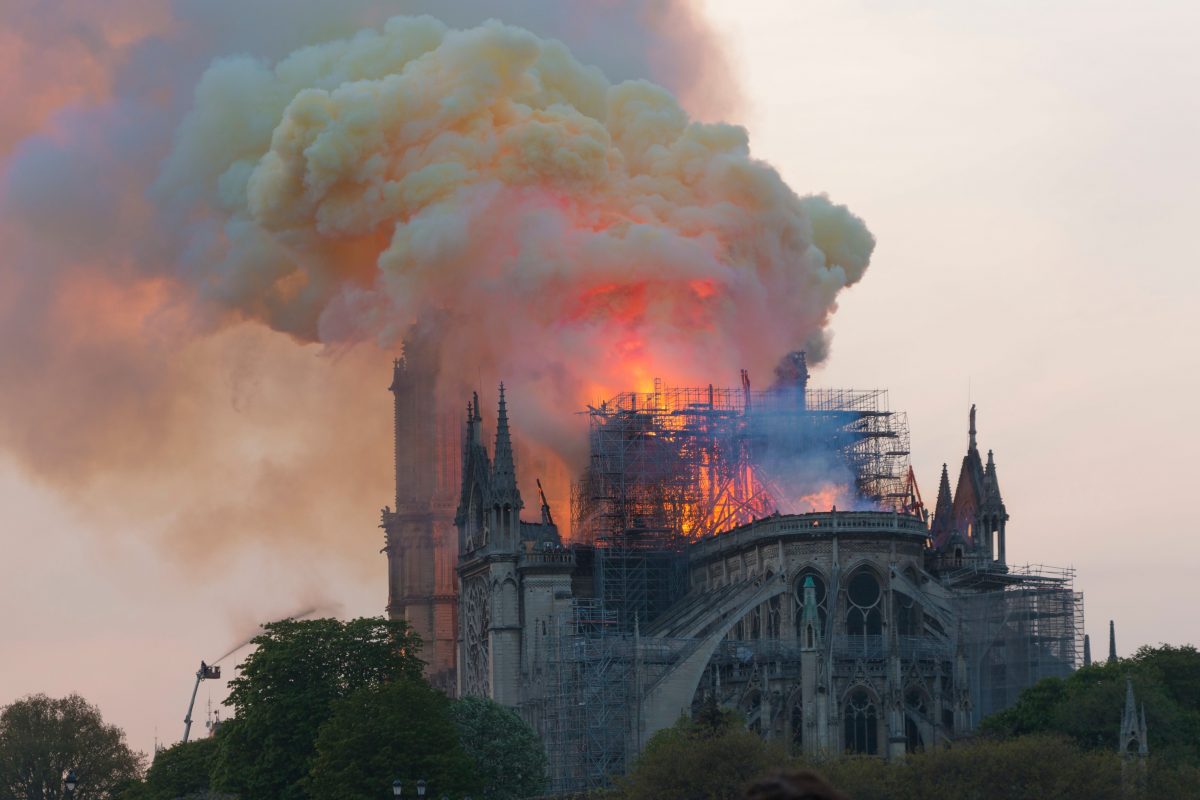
[158,15,873,457]
[0,4,872,563]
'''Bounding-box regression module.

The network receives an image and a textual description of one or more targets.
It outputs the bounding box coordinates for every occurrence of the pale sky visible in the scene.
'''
[2,0,1198,756]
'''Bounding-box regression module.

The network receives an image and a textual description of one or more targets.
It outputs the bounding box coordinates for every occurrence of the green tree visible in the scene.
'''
[619,707,784,800]
[139,738,218,800]
[802,734,1200,800]
[981,645,1200,765]
[210,617,424,800]
[449,697,546,800]
[893,735,1121,800]
[0,694,144,800]
[1130,644,1200,712]
[802,757,893,800]
[307,681,476,800]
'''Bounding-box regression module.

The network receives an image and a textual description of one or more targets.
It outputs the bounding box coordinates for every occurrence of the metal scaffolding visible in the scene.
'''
[593,543,688,632]
[571,380,914,547]
[545,600,634,793]
[953,564,1085,723]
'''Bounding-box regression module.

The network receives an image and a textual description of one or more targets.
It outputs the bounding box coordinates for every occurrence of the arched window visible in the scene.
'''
[794,569,828,636]
[791,701,804,750]
[741,689,763,734]
[895,591,921,636]
[844,688,878,755]
[904,688,928,752]
[845,570,883,636]
[469,485,485,544]
[766,595,782,639]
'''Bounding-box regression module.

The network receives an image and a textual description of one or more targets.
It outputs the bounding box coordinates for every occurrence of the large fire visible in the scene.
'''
[569,380,886,545]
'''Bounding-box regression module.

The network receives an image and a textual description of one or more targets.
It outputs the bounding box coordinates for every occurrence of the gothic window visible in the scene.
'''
[845,570,883,636]
[469,485,485,546]
[794,568,828,636]
[904,688,928,752]
[895,590,921,636]
[844,688,878,755]
[791,701,804,750]
[767,595,782,639]
[905,715,922,753]
[741,689,763,734]
[461,577,491,697]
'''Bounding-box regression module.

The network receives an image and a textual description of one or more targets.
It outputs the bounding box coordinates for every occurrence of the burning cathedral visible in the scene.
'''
[382,340,1084,792]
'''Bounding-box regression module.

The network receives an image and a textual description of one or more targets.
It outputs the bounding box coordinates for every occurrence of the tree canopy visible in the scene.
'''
[618,699,784,800]
[980,644,1200,765]
[820,735,1123,800]
[449,697,546,800]
[209,617,424,800]
[0,694,143,800]
[307,680,476,800]
[135,738,218,800]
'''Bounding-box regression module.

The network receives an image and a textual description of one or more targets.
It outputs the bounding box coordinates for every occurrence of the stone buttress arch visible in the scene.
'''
[637,573,790,749]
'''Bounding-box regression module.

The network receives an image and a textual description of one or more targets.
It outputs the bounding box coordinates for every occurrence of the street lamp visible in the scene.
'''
[416,779,427,798]
[64,770,77,798]
[392,780,402,798]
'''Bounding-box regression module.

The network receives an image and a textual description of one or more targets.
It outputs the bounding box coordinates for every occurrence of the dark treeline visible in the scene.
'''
[4,638,1197,799]
[612,644,1200,800]
[1,618,547,800]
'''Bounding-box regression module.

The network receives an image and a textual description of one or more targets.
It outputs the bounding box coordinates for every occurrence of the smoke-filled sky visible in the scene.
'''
[3,0,1198,755]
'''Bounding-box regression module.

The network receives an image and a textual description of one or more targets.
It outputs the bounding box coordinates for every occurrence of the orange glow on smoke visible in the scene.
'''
[53,272,178,347]
[796,485,848,513]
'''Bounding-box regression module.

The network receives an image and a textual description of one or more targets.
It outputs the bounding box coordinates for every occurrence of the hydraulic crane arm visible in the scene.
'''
[182,661,221,743]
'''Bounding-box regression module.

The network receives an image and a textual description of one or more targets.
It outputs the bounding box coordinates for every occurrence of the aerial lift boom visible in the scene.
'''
[182,661,221,743]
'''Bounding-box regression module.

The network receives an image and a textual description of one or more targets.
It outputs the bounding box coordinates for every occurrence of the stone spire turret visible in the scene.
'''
[1119,676,1149,789]
[932,464,953,527]
[1109,620,1118,664]
[491,383,522,509]
[1083,634,1092,667]
[1120,676,1149,758]
[982,449,1005,506]
[968,403,977,453]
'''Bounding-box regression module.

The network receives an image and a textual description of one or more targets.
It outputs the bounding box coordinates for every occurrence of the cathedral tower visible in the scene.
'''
[381,325,460,692]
